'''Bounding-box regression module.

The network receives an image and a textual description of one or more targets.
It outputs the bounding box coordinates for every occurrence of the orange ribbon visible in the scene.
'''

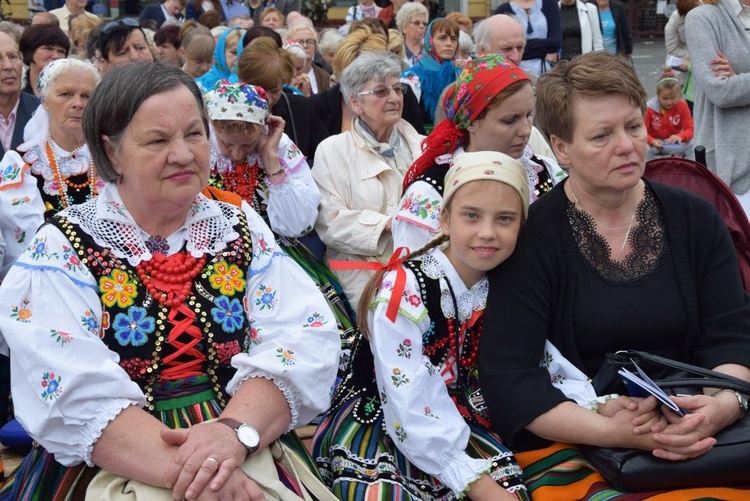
[329,246,411,322]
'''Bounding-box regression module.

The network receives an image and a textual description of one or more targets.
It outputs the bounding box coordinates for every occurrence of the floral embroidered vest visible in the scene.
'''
[47,213,255,413]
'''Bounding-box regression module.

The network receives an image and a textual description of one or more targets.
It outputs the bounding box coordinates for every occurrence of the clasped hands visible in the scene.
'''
[160,422,264,501]
[598,393,739,461]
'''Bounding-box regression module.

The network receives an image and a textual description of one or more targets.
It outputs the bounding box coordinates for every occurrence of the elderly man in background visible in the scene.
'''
[31,11,60,26]
[433,13,553,158]
[49,0,98,32]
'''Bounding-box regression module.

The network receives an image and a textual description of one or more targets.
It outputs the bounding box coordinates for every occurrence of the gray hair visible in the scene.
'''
[458,30,474,55]
[473,14,524,53]
[318,28,343,54]
[285,42,307,62]
[395,3,429,32]
[83,62,209,183]
[340,51,401,103]
[38,58,101,102]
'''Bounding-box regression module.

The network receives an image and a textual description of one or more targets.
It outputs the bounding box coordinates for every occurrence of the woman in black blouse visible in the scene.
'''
[479,50,750,499]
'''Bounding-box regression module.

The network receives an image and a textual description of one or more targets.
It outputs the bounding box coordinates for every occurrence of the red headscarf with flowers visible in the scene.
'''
[402,53,530,190]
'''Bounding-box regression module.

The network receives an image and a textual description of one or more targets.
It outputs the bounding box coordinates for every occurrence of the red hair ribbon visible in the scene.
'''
[329,246,410,323]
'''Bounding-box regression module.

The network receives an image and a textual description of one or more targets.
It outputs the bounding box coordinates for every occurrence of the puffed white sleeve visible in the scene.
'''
[0,153,45,278]
[226,204,339,430]
[392,180,442,252]
[369,270,491,497]
[0,225,146,467]
[265,134,321,239]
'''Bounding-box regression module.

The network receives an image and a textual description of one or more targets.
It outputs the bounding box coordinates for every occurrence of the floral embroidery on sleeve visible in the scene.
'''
[254,284,278,310]
[393,421,408,442]
[80,310,100,335]
[0,163,21,183]
[29,238,59,261]
[50,330,72,346]
[112,307,155,347]
[61,245,85,272]
[276,347,296,366]
[400,193,442,222]
[247,317,263,348]
[212,296,244,332]
[302,312,327,328]
[254,237,273,259]
[99,269,137,308]
[14,226,26,244]
[11,298,31,322]
[11,195,30,205]
[396,339,412,358]
[40,371,62,401]
[209,261,245,295]
[424,406,438,419]
[391,368,410,387]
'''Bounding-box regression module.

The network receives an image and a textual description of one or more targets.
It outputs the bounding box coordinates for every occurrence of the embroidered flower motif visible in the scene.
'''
[14,226,25,244]
[50,329,72,346]
[380,386,388,406]
[0,163,20,183]
[424,406,437,418]
[541,351,553,369]
[10,298,31,322]
[391,368,410,387]
[100,269,138,308]
[424,361,437,376]
[396,339,412,358]
[11,196,30,206]
[40,371,62,401]
[393,422,407,442]
[216,340,242,364]
[255,237,273,258]
[254,284,277,310]
[551,374,566,384]
[80,310,99,335]
[104,200,127,217]
[212,295,244,332]
[303,312,327,328]
[276,347,296,366]
[112,307,155,347]
[407,294,421,307]
[247,316,263,348]
[363,395,379,415]
[28,237,59,261]
[209,261,245,295]
[100,311,110,338]
[401,194,442,221]
[62,245,84,272]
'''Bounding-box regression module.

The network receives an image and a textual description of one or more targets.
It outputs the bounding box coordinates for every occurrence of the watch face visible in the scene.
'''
[237,424,260,449]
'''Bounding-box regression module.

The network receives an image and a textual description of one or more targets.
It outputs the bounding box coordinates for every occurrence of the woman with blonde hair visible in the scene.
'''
[179,33,214,79]
[283,24,330,94]
[310,30,424,136]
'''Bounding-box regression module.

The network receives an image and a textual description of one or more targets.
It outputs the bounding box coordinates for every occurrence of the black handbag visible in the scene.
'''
[580,350,750,492]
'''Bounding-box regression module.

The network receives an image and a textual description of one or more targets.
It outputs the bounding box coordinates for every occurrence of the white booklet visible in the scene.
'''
[618,360,684,416]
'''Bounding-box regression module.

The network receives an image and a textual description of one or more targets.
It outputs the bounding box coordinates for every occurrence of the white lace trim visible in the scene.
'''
[230,371,301,432]
[24,141,94,180]
[418,250,488,321]
[519,145,544,203]
[61,184,241,266]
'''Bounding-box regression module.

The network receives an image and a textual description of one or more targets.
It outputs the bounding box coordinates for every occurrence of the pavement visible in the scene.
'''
[631,37,668,99]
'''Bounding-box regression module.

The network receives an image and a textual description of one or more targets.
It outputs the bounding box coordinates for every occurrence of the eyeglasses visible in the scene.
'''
[0,51,21,63]
[102,17,141,34]
[408,20,427,26]
[297,39,317,47]
[358,83,408,99]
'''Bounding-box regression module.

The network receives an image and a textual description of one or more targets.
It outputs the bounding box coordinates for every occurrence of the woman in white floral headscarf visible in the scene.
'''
[0,58,103,278]
[204,80,359,374]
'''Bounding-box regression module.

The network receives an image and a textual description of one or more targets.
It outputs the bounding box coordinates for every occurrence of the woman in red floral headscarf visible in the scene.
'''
[393,53,566,252]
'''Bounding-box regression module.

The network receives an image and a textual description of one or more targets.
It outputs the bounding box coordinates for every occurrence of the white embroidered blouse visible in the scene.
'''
[0,184,340,467]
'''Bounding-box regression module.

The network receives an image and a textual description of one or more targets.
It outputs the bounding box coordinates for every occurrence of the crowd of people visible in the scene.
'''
[0,0,746,499]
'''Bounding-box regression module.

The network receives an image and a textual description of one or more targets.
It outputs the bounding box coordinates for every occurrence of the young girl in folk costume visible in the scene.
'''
[312,151,531,500]
[393,53,565,252]
[645,73,694,160]
[204,81,358,371]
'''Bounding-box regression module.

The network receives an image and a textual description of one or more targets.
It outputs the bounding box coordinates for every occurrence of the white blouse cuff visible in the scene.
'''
[82,400,144,467]
[440,453,492,498]
[226,370,301,432]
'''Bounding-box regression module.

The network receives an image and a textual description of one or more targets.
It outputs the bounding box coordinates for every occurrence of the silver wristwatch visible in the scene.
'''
[217,418,260,454]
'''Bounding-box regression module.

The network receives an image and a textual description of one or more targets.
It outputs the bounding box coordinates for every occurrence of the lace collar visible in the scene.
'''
[417,248,489,322]
[23,140,94,180]
[61,183,241,266]
[210,130,263,176]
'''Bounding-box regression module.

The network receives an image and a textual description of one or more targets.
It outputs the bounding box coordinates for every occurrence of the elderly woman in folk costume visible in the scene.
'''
[393,53,565,253]
[0,62,339,500]
[0,58,103,278]
[204,81,358,372]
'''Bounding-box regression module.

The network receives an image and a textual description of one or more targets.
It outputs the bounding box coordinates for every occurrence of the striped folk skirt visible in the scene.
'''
[312,397,530,500]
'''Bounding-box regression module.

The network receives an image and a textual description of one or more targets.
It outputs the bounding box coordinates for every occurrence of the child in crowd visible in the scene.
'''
[645,72,694,160]
[345,0,381,23]
[313,151,530,500]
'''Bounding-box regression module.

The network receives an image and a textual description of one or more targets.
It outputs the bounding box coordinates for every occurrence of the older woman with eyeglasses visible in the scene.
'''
[395,2,429,67]
[312,51,423,309]
[283,24,330,95]
[97,17,153,74]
